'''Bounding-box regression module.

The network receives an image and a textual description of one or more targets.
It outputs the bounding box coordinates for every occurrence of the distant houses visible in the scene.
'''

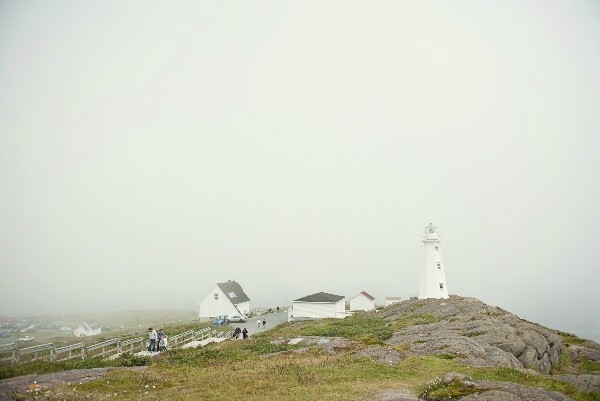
[199,280,250,321]
[291,292,347,320]
[349,291,376,312]
[73,323,101,337]
[385,297,402,306]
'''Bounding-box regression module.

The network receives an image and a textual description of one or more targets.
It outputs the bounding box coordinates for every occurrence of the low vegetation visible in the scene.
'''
[298,314,394,345]
[1,314,598,401]
[0,352,150,380]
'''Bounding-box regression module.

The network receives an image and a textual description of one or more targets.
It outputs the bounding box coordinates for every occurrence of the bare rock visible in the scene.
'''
[441,372,471,383]
[555,374,600,393]
[354,346,402,365]
[381,296,565,373]
[460,390,521,401]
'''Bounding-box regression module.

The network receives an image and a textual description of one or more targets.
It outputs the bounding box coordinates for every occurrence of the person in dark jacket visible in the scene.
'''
[242,327,249,339]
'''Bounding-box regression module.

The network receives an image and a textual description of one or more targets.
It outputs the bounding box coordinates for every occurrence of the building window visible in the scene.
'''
[437,263,441,269]
[435,246,439,251]
[214,293,218,300]
[439,283,444,289]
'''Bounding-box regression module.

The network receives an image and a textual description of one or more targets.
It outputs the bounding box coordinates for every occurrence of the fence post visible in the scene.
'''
[117,339,121,354]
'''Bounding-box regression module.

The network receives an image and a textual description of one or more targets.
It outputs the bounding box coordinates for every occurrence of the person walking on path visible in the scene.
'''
[148,328,157,352]
[158,330,166,351]
[262,319,266,328]
[242,327,249,339]
[257,319,261,329]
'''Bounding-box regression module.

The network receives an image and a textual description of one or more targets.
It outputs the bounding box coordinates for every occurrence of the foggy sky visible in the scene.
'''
[1,1,599,340]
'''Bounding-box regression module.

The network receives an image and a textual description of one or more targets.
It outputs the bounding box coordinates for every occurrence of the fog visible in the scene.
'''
[1,1,599,341]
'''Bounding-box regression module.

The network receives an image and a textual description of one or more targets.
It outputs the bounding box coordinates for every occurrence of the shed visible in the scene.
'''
[291,292,346,319]
[350,291,376,312]
[385,296,402,306]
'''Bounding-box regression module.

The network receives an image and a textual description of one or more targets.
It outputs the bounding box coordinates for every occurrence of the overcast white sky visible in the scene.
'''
[1,1,598,340]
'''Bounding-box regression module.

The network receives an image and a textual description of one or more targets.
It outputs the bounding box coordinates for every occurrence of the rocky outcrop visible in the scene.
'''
[379,296,563,374]
[555,374,600,393]
[421,372,576,401]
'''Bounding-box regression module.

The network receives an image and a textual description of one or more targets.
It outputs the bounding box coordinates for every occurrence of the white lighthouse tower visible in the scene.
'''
[419,223,449,299]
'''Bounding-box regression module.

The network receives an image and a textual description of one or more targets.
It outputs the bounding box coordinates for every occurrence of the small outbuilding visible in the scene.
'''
[291,292,347,319]
[385,296,402,306]
[199,280,250,321]
[349,291,376,312]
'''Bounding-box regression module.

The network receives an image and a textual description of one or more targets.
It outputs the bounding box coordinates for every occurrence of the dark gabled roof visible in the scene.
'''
[217,280,250,304]
[294,292,344,303]
[360,291,375,301]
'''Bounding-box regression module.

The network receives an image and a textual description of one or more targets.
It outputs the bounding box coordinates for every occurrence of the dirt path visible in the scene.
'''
[0,366,147,400]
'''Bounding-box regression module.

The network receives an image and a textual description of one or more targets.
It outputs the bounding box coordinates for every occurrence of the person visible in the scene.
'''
[262,319,266,328]
[234,326,241,339]
[242,327,249,339]
[148,328,157,352]
[277,306,280,313]
[257,319,261,329]
[158,330,166,351]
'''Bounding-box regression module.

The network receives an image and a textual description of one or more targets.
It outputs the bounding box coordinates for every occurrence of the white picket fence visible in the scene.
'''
[0,327,232,364]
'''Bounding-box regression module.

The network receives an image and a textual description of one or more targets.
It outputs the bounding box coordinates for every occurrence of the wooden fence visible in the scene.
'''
[1,326,227,364]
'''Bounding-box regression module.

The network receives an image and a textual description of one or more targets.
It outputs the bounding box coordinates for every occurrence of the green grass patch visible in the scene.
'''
[470,367,600,401]
[560,331,586,345]
[419,378,482,400]
[299,314,394,345]
[0,352,150,380]
[434,353,457,360]
[580,357,600,373]
[393,313,439,328]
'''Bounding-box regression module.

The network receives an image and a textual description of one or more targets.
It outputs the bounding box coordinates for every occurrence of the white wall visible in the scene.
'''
[73,326,101,337]
[419,232,449,299]
[199,286,241,318]
[236,301,250,315]
[350,295,375,311]
[292,300,346,319]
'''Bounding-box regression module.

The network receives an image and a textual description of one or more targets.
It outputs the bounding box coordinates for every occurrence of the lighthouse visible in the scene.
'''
[419,223,449,299]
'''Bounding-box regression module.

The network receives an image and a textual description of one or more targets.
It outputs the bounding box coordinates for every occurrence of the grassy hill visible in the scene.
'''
[1,300,599,401]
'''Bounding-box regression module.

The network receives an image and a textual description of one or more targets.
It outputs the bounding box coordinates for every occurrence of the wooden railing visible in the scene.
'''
[18,343,55,363]
[86,338,120,359]
[1,326,228,364]
[0,343,17,363]
[120,337,144,354]
[55,342,86,361]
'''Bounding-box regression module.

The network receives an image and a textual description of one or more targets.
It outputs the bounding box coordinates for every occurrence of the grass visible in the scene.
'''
[3,316,599,401]
[580,357,600,373]
[560,331,586,345]
[298,314,394,345]
[0,352,150,380]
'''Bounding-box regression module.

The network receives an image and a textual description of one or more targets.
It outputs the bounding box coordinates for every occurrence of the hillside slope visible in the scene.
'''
[379,295,564,373]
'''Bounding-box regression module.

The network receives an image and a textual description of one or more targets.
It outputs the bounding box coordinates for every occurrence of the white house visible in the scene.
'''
[73,323,101,337]
[291,292,346,320]
[349,291,376,312]
[199,280,250,320]
[419,223,449,299]
[385,297,402,306]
